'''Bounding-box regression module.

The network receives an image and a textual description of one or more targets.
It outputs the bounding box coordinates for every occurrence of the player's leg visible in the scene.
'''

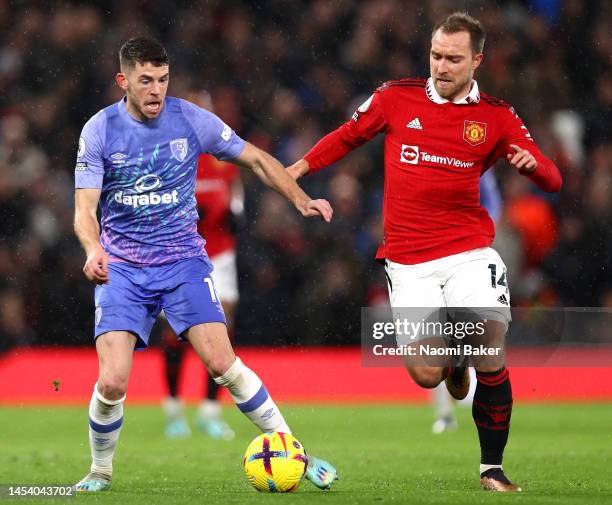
[162,256,337,489]
[471,323,519,492]
[197,251,238,440]
[161,319,191,438]
[75,330,136,492]
[186,322,292,432]
[76,263,159,492]
[431,385,457,434]
[186,322,337,489]
[384,259,449,389]
[432,367,477,433]
[197,302,236,440]
[161,257,290,433]
[444,247,520,491]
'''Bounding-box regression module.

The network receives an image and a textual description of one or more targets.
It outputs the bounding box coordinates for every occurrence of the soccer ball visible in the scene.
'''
[243,431,308,492]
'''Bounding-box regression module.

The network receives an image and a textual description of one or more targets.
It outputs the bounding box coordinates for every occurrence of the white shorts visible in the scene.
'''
[385,247,511,342]
[210,250,239,304]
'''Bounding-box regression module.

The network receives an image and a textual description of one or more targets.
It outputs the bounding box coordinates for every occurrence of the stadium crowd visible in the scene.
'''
[0,0,609,350]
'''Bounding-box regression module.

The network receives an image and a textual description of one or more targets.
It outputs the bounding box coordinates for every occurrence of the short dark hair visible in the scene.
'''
[119,36,169,71]
[432,12,486,54]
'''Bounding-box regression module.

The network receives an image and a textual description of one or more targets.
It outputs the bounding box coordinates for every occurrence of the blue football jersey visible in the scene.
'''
[75,96,245,265]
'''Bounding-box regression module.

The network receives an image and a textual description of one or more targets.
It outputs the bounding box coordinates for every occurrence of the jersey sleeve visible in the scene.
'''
[74,112,106,189]
[497,107,562,192]
[181,100,245,161]
[304,91,387,173]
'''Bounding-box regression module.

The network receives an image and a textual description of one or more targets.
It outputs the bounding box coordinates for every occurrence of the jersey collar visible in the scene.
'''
[425,77,480,105]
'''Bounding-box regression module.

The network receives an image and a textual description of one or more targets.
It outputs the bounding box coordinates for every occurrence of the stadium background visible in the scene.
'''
[0,0,608,382]
[0,2,610,502]
[0,0,609,352]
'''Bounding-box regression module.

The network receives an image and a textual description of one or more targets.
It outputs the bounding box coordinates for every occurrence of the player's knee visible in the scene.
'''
[207,354,237,378]
[407,367,443,389]
[98,376,128,401]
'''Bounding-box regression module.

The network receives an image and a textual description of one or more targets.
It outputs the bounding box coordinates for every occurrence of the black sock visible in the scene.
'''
[163,342,184,398]
[206,374,220,401]
[472,367,513,467]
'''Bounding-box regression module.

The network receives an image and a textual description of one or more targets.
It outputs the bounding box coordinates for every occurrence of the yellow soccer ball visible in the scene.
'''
[243,431,307,492]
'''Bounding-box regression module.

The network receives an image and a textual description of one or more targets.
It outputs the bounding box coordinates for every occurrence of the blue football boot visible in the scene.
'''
[305,455,339,490]
[74,472,112,492]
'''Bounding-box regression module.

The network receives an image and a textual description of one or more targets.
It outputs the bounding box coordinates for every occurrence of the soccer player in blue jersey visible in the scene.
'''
[73,37,337,492]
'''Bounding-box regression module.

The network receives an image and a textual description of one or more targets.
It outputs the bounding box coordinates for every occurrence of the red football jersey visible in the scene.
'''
[195,154,240,258]
[304,78,562,265]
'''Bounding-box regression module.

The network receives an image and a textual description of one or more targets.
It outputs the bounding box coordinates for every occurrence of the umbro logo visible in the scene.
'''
[497,294,509,305]
[407,118,423,130]
[260,408,275,421]
[110,152,127,165]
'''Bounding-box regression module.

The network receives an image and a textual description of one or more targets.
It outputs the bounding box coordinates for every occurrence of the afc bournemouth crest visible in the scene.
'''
[170,138,188,161]
[463,120,487,146]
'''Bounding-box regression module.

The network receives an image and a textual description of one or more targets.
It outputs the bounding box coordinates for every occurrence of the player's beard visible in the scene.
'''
[435,73,472,101]
[126,89,163,121]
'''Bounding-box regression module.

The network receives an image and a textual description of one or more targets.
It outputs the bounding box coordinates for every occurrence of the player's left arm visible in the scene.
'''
[182,99,331,221]
[231,142,333,222]
[182,100,331,222]
[501,108,562,192]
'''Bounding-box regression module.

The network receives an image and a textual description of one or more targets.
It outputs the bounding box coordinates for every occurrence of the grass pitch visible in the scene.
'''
[1,403,611,504]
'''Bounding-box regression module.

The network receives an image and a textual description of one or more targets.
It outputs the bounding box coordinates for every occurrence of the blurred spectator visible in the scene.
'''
[0,285,35,353]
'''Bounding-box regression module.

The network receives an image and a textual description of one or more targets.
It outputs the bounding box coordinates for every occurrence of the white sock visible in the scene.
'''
[198,399,221,420]
[214,357,290,433]
[480,464,502,476]
[162,396,184,420]
[88,383,125,478]
[433,383,454,420]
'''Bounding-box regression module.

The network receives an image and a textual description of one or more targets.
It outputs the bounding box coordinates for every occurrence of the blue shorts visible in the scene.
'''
[94,256,226,349]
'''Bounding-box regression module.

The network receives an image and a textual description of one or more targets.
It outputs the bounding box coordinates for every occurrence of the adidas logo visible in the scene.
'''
[497,294,509,305]
[407,117,423,130]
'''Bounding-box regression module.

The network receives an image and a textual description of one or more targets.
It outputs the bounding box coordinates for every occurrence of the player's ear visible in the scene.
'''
[115,72,128,91]
[472,52,483,71]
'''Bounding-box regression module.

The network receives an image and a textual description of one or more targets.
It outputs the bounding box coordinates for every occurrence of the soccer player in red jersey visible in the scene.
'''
[288,12,562,492]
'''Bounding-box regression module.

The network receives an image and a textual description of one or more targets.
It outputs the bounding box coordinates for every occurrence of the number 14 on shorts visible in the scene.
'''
[487,263,510,306]
[487,263,507,289]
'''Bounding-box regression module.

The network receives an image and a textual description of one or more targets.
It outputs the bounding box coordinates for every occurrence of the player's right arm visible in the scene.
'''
[74,188,109,284]
[287,91,388,180]
[73,112,109,284]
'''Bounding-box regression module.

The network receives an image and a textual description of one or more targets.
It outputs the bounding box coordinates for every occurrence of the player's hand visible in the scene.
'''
[286,159,310,180]
[83,246,109,284]
[507,144,537,174]
[296,198,333,222]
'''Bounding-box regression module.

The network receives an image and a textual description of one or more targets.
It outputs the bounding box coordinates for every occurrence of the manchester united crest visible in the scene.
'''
[463,120,487,146]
